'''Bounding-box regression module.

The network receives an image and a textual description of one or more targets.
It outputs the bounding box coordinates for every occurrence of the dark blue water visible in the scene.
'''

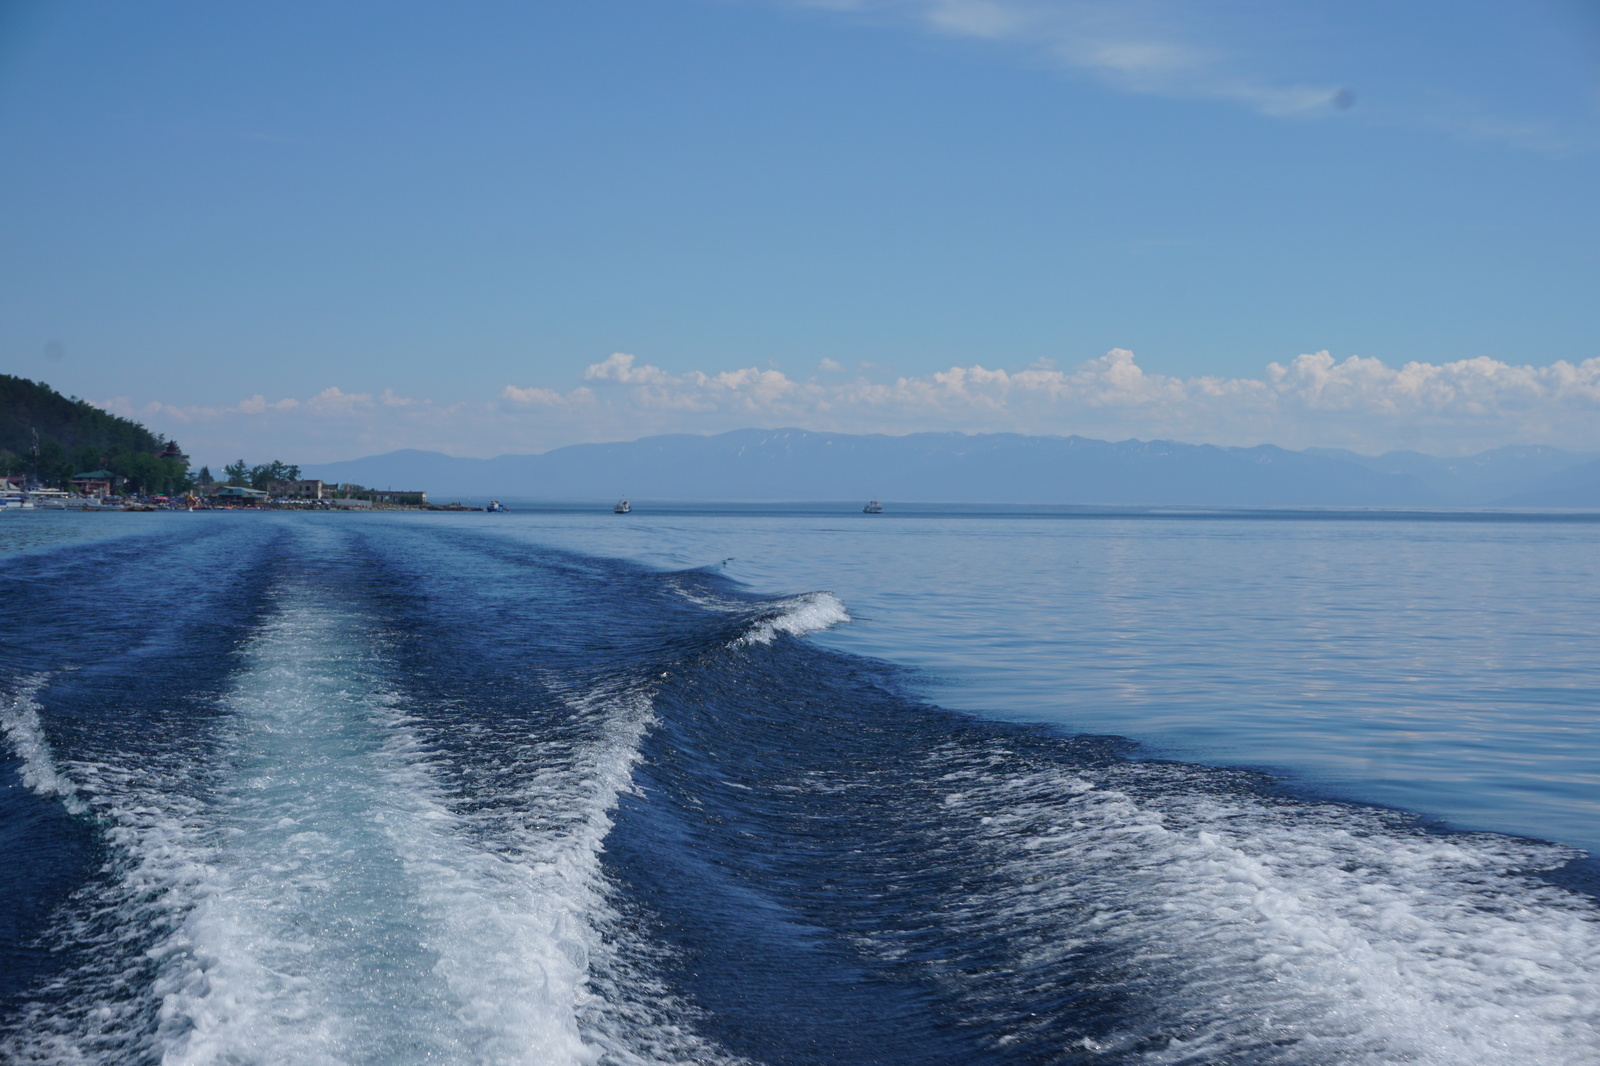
[2,512,1597,1065]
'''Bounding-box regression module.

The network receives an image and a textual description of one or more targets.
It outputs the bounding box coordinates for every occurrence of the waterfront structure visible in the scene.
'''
[268,479,326,500]
[211,486,269,506]
[70,470,116,497]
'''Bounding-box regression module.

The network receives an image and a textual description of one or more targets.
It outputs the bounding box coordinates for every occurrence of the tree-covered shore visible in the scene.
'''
[1,374,191,494]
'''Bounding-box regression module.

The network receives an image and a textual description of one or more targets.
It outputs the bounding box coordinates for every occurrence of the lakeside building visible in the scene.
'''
[267,479,326,500]
[70,470,117,497]
[369,490,427,505]
[211,485,269,506]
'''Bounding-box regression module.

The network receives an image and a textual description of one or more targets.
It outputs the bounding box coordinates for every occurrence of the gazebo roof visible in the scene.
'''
[71,470,115,480]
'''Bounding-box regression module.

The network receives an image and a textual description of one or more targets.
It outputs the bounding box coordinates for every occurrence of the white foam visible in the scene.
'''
[918,753,1600,1065]
[151,597,621,1065]
[0,675,86,814]
[739,592,850,646]
[0,721,215,1061]
[2,590,735,1066]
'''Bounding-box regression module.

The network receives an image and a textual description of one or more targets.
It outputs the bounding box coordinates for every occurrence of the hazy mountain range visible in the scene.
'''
[304,429,1600,508]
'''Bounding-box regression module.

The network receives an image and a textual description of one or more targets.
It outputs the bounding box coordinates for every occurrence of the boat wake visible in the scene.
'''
[0,518,1596,1065]
[737,592,850,646]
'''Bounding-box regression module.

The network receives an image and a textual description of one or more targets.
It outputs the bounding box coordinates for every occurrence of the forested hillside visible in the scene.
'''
[0,374,191,493]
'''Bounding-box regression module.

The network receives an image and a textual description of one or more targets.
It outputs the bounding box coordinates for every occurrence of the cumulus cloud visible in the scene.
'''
[95,349,1600,465]
[304,386,373,414]
[579,353,803,412]
[501,384,595,406]
[236,395,299,416]
[582,352,671,386]
[514,348,1600,454]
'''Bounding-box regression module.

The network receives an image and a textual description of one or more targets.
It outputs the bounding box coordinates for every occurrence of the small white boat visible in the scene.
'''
[614,498,631,514]
[0,493,32,510]
[863,498,882,514]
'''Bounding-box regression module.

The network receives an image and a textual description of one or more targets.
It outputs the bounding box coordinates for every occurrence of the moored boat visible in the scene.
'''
[26,489,74,509]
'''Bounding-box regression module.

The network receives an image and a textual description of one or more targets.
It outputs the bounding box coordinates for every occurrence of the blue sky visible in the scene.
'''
[2,0,1598,463]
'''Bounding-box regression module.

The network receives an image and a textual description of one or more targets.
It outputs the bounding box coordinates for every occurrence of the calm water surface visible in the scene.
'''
[483,507,1600,855]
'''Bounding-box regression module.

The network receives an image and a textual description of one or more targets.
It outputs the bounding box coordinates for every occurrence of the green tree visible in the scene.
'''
[248,459,301,490]
[34,441,68,487]
[224,460,251,487]
[108,450,158,494]
[0,374,165,460]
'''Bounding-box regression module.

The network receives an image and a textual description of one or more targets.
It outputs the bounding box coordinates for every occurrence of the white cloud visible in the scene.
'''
[506,348,1600,454]
[582,352,671,385]
[237,394,300,415]
[786,0,1589,149]
[94,349,1600,465]
[304,386,373,414]
[795,0,1348,118]
[501,384,595,406]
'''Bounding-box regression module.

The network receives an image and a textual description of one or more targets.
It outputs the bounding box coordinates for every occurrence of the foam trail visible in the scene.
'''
[0,675,86,815]
[738,592,850,646]
[0,711,214,1061]
[1,591,706,1065]
[917,753,1600,1065]
[153,595,615,1065]
[334,526,746,1064]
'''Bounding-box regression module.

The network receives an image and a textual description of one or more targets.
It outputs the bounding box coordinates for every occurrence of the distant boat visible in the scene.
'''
[614,498,631,514]
[863,498,882,513]
[28,489,72,509]
[486,500,508,512]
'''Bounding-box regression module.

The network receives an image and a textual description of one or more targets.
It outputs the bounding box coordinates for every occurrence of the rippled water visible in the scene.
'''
[1,509,1596,1065]
[471,507,1600,856]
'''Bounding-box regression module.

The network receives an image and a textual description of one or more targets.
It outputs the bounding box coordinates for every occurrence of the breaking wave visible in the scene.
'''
[737,592,851,646]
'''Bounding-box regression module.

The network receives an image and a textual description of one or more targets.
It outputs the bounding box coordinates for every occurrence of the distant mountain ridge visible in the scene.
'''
[304,429,1600,508]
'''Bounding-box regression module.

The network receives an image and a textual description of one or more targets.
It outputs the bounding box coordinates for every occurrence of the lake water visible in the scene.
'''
[2,508,1597,1064]
[505,507,1600,855]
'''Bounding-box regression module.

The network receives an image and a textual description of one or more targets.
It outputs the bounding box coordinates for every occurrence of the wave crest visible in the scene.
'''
[739,592,850,646]
[0,675,87,815]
